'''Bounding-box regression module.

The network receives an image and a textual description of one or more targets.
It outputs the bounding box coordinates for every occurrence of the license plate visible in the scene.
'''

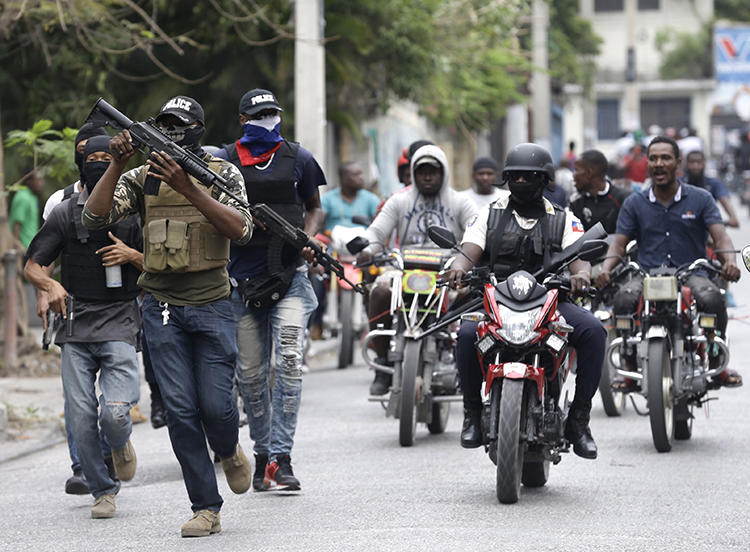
[476,334,496,355]
[643,276,678,301]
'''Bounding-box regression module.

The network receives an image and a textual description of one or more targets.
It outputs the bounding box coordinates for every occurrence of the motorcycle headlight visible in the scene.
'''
[497,305,541,345]
[402,270,436,294]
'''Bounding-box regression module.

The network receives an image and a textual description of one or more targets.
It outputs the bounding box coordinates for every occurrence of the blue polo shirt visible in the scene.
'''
[616,184,722,270]
[320,188,380,232]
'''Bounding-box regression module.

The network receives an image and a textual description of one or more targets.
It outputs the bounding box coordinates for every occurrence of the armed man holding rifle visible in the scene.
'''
[213,88,325,493]
[83,96,255,538]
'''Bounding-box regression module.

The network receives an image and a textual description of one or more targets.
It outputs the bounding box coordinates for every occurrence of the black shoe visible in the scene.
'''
[266,454,300,491]
[565,400,598,459]
[460,408,482,449]
[369,369,392,396]
[65,468,89,495]
[253,454,269,492]
[150,394,167,429]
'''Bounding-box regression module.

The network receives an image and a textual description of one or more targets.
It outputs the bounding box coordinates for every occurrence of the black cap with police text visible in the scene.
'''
[239,89,283,116]
[155,96,205,126]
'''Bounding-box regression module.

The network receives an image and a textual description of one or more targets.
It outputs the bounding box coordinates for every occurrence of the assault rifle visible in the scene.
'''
[87,98,236,196]
[86,98,365,295]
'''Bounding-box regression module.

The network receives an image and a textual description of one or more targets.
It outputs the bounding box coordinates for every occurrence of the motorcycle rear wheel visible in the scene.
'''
[647,337,674,452]
[427,401,450,434]
[496,379,524,504]
[521,460,549,488]
[599,333,626,417]
[398,340,421,447]
[673,397,693,440]
[337,289,355,369]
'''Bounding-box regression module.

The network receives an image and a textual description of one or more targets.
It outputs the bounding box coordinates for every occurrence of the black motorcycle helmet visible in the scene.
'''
[501,142,555,184]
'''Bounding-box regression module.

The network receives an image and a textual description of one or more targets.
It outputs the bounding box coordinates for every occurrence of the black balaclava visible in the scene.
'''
[75,123,109,181]
[507,173,547,219]
[81,135,112,194]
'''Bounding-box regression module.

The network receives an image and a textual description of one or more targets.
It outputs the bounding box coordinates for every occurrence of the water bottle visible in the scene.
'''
[105,264,123,288]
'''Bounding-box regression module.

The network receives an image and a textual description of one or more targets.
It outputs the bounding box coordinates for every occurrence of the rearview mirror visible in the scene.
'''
[427,225,458,249]
[351,215,372,227]
[577,239,609,263]
[742,245,750,272]
[346,236,370,254]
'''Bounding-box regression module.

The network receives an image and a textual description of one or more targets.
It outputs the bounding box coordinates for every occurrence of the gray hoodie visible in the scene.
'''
[364,145,478,252]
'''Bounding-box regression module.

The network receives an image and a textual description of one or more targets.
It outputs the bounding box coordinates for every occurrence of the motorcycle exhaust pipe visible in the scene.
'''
[361,329,397,374]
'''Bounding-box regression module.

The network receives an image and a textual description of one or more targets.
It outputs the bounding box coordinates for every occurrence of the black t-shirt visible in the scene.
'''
[25,196,142,347]
[569,181,631,234]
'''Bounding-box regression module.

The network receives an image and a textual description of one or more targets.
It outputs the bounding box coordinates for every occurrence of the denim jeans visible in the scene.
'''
[61,341,139,498]
[142,293,239,512]
[65,411,110,473]
[233,267,317,460]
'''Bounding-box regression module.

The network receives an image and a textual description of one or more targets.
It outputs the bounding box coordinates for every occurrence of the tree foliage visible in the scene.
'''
[4,120,77,191]
[548,0,601,95]
[715,0,750,23]
[655,22,713,80]
[0,0,603,143]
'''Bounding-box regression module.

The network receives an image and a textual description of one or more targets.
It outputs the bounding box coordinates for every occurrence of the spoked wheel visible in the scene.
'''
[673,397,693,440]
[427,401,450,434]
[647,337,674,452]
[599,334,626,417]
[496,379,524,504]
[398,340,421,447]
[337,289,355,369]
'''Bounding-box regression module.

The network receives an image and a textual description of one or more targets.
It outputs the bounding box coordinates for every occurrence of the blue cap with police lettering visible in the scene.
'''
[156,95,205,126]
[239,88,283,116]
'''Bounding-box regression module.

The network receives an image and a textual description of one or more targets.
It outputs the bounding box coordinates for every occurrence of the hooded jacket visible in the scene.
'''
[364,145,477,251]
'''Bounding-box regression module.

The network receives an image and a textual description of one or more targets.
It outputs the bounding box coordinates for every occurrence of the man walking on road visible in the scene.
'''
[83,96,254,537]
[24,136,142,519]
[214,88,324,493]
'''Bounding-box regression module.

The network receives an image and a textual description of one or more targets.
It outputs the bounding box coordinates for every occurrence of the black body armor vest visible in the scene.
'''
[482,205,567,279]
[226,140,304,274]
[60,194,141,302]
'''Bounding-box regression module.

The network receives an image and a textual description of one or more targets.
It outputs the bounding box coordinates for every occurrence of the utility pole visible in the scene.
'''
[530,0,550,150]
[294,0,327,176]
[623,0,640,131]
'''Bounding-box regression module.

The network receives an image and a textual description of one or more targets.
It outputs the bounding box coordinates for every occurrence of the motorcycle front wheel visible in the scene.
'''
[398,340,421,447]
[496,379,524,504]
[647,337,674,452]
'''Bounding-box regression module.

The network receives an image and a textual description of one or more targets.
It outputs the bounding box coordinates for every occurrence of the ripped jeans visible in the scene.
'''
[61,341,139,498]
[233,267,318,460]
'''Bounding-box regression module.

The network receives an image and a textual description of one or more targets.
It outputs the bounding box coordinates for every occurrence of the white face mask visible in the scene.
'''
[247,114,281,131]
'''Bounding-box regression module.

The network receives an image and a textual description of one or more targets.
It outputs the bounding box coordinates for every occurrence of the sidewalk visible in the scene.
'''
[0,334,340,464]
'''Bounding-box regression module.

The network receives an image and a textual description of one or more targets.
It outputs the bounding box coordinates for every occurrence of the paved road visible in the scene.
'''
[2,210,750,551]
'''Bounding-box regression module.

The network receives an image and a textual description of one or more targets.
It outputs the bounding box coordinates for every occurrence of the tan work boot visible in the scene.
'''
[129,404,147,424]
[220,444,251,494]
[112,439,137,481]
[181,510,221,538]
[91,494,116,519]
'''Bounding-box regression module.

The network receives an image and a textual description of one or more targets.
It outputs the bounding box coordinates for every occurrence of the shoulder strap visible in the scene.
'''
[62,183,76,201]
[548,206,566,250]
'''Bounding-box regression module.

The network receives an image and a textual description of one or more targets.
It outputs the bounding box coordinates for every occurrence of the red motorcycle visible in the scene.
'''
[426,224,607,503]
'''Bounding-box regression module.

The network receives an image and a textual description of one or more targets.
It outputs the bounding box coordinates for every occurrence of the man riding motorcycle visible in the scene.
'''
[596,136,742,388]
[357,144,478,395]
[569,149,630,233]
[442,143,607,459]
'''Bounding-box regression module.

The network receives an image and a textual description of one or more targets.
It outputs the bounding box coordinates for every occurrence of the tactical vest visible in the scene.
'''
[483,205,567,279]
[62,183,77,201]
[225,140,304,273]
[60,194,141,301]
[142,157,230,273]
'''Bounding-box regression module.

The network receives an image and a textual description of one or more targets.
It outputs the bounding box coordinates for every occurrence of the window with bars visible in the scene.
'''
[595,0,624,12]
[597,99,621,140]
[638,0,659,9]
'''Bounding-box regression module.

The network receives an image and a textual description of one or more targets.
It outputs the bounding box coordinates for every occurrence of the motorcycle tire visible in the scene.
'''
[398,340,421,447]
[673,397,693,440]
[496,379,524,504]
[521,461,549,488]
[426,401,450,434]
[647,337,674,452]
[599,333,626,417]
[337,289,355,369]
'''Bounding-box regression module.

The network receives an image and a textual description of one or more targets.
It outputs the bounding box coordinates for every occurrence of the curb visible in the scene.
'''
[0,422,66,465]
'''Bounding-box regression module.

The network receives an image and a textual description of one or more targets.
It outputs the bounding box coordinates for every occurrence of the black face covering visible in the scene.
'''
[83,161,110,194]
[508,177,546,219]
[75,123,109,179]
